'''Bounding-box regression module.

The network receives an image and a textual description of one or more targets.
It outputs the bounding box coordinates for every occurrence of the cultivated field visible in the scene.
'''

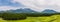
[0,15,60,22]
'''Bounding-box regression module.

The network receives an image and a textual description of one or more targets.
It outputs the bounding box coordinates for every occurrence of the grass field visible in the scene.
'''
[0,15,60,22]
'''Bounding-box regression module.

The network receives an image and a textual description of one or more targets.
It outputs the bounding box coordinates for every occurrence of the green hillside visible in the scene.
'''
[0,15,60,22]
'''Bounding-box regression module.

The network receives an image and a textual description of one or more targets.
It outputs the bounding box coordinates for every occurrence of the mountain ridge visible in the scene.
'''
[7,8,37,13]
[41,9,57,13]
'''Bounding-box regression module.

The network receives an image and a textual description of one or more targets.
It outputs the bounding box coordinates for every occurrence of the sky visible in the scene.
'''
[0,0,25,11]
[0,0,60,12]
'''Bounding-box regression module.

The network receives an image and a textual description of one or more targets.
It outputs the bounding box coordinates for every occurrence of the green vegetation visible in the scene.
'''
[0,12,60,22]
[0,12,27,20]
[0,12,59,20]
[0,15,60,22]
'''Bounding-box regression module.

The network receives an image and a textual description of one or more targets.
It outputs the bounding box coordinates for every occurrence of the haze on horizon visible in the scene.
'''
[0,0,60,12]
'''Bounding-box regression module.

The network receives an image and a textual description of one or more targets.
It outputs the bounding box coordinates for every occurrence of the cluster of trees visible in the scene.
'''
[0,12,59,20]
[26,13,56,17]
[0,12,27,20]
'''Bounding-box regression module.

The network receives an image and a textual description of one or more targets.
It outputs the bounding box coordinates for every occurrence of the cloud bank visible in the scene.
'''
[13,0,60,12]
[0,0,60,12]
[0,6,21,11]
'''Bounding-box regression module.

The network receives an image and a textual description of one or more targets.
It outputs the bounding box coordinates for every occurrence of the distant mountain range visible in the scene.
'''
[8,8,37,13]
[0,8,57,13]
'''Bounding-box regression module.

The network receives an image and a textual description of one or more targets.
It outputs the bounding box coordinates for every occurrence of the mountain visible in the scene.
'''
[41,9,57,13]
[8,8,37,13]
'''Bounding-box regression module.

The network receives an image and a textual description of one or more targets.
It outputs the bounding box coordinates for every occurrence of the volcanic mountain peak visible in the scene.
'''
[42,9,57,13]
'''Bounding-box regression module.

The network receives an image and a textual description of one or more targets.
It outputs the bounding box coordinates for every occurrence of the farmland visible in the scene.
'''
[0,15,60,22]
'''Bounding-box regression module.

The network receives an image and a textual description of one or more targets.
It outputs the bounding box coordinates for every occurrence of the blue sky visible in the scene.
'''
[0,0,60,12]
[0,0,25,11]
[0,0,24,7]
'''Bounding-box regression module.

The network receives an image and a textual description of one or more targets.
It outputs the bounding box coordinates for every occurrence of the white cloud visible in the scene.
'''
[0,6,21,11]
[13,0,60,12]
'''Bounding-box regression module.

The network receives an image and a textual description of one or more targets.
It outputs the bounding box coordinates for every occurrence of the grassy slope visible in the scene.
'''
[0,15,60,22]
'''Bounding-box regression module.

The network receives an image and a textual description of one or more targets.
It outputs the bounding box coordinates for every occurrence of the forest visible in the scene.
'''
[0,12,59,20]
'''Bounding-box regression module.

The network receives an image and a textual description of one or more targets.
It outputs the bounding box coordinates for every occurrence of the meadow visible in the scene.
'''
[0,15,60,22]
